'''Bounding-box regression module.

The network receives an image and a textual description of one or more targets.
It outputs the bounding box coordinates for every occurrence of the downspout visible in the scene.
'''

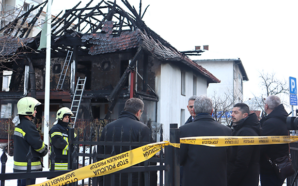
[26,56,36,98]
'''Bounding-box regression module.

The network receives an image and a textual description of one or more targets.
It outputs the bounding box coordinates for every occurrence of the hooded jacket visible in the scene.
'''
[49,120,70,170]
[227,113,261,186]
[13,116,46,172]
[260,104,289,174]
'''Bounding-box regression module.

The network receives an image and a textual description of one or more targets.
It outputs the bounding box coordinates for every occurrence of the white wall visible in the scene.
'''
[196,61,236,100]
[233,64,243,102]
[157,63,208,140]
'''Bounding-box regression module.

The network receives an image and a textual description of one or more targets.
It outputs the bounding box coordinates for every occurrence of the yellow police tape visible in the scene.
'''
[31,141,168,186]
[180,135,298,147]
[32,135,298,186]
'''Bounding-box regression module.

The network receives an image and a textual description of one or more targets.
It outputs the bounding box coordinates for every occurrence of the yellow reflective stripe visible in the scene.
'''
[51,132,63,138]
[62,137,69,155]
[55,163,68,166]
[14,161,41,166]
[50,163,68,170]
[55,166,68,170]
[14,127,26,137]
[35,142,45,152]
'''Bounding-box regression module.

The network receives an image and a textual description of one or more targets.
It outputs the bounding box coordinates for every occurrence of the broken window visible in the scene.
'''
[92,105,100,119]
[0,103,12,118]
[120,60,129,87]
[2,70,12,92]
[77,61,92,90]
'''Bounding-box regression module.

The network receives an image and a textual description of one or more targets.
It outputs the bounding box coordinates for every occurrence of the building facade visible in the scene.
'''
[0,1,219,140]
[195,58,248,124]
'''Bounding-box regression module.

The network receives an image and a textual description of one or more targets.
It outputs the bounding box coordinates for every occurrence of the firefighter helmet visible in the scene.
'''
[56,107,73,120]
[17,97,41,115]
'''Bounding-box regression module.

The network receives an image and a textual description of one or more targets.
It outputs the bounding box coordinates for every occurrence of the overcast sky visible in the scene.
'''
[52,0,298,102]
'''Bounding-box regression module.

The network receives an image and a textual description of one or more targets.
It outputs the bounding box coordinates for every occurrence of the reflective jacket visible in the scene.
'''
[49,120,70,170]
[13,116,46,172]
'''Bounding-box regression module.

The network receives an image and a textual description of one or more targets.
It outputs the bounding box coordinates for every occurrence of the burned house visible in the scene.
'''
[0,0,220,140]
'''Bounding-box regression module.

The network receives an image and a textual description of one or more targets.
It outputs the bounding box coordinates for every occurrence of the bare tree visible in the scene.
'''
[211,91,235,125]
[246,71,289,115]
[259,71,288,97]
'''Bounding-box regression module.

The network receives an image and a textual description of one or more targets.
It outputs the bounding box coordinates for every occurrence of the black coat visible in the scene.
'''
[13,116,46,172]
[180,114,232,186]
[260,104,289,174]
[99,111,156,186]
[49,121,69,163]
[227,113,261,186]
[185,116,193,124]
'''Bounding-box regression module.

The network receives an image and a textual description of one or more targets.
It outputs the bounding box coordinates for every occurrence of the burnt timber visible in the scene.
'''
[0,0,220,126]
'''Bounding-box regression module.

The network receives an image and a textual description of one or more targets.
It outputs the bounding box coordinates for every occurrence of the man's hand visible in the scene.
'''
[40,144,49,157]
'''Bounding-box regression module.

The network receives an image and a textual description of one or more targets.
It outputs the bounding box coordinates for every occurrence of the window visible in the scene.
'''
[0,103,12,118]
[180,109,185,126]
[2,70,12,91]
[121,60,129,87]
[181,71,185,96]
[193,76,197,95]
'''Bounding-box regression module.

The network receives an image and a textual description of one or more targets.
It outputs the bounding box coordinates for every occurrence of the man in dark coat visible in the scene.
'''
[180,96,232,186]
[228,103,261,186]
[99,98,156,186]
[260,95,289,186]
[185,95,197,124]
[180,95,197,186]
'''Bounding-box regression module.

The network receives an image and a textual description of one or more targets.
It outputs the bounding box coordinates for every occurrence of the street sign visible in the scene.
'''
[290,94,297,106]
[290,77,297,106]
[290,77,297,94]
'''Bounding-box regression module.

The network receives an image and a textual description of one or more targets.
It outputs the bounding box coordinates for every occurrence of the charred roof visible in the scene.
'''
[0,0,220,83]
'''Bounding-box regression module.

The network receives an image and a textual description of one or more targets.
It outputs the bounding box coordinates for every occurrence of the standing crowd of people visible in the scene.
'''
[12,95,292,186]
[180,95,291,186]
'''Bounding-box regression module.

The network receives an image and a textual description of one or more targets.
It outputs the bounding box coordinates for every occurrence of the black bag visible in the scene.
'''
[269,156,295,179]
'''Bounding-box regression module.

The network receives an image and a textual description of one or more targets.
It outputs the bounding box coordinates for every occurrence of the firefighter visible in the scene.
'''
[49,107,74,171]
[13,97,48,186]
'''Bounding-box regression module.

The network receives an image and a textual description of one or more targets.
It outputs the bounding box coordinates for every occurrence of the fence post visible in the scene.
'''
[1,148,7,186]
[68,128,75,170]
[165,123,180,186]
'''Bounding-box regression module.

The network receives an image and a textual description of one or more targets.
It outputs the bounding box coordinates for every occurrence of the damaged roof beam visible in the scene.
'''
[50,2,82,35]
[72,0,104,31]
[107,47,143,102]
[54,0,94,36]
